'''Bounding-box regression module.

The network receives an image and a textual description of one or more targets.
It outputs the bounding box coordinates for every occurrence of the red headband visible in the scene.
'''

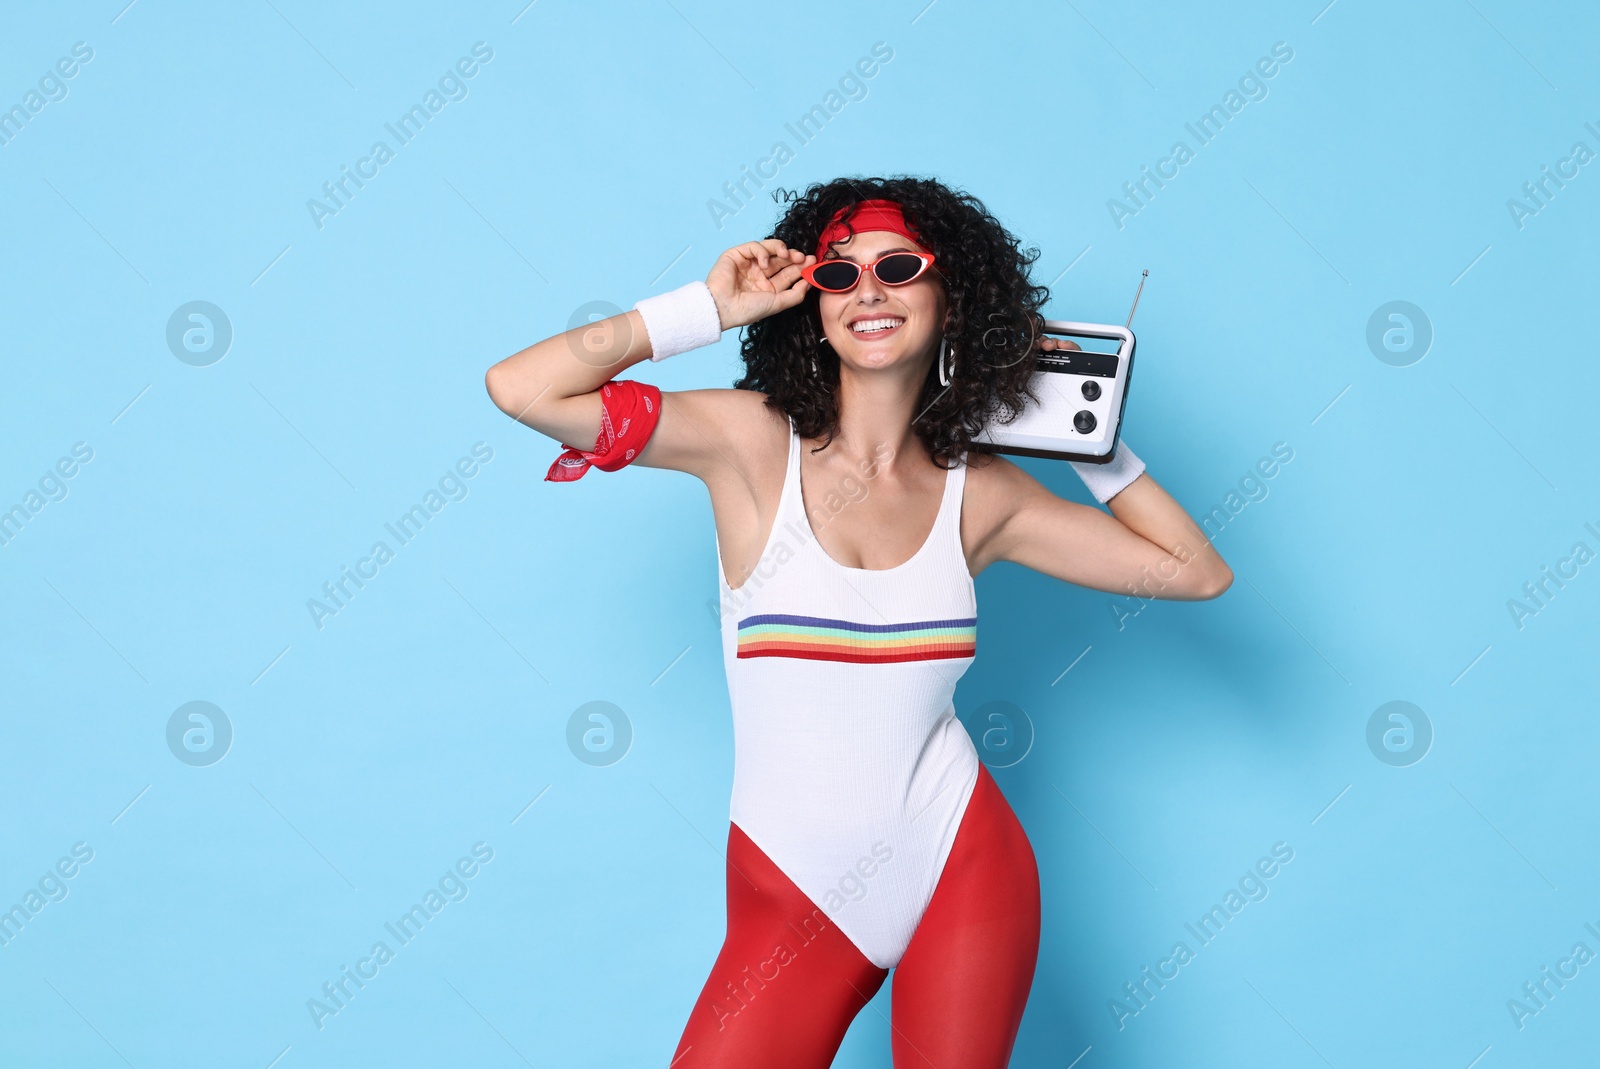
[815,198,923,259]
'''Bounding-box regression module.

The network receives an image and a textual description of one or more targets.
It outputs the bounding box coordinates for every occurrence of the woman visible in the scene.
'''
[485,176,1232,1068]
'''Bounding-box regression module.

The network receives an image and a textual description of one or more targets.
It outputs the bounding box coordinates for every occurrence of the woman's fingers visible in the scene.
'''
[727,239,802,271]
[768,262,808,291]
[726,241,768,271]
[717,241,809,305]
[744,238,794,271]
[704,241,814,323]
[762,250,808,281]
[761,241,804,272]
[773,275,811,310]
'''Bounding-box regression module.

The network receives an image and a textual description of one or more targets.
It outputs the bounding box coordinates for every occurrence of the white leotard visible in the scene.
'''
[713,415,981,969]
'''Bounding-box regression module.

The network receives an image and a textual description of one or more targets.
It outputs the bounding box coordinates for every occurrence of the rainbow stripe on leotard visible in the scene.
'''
[735,612,977,664]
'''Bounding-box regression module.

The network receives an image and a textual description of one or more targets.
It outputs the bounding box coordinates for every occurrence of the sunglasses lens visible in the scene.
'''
[874,253,926,285]
[810,261,861,291]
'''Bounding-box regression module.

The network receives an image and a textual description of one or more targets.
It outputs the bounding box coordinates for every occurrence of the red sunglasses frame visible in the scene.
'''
[800,251,938,293]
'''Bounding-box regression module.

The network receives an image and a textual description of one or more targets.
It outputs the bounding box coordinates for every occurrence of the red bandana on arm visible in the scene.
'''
[544,379,663,482]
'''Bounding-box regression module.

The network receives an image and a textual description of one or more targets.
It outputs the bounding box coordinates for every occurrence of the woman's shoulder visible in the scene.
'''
[956,448,1037,566]
[961,448,1054,512]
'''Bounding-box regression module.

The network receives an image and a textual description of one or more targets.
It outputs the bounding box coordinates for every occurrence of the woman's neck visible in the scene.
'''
[821,360,936,472]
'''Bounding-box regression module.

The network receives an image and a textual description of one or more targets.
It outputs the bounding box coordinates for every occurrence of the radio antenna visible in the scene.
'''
[1125,269,1149,328]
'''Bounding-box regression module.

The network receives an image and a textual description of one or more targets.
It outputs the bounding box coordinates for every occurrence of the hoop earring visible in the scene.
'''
[810,334,828,375]
[938,336,956,387]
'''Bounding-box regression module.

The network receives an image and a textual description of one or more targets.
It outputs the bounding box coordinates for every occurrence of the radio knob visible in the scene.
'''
[1073,410,1097,433]
[1081,380,1101,401]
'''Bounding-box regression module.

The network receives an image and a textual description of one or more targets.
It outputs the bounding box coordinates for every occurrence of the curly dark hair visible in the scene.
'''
[732,175,1051,469]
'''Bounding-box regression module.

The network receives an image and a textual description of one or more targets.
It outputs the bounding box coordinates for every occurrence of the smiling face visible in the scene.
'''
[815,229,946,375]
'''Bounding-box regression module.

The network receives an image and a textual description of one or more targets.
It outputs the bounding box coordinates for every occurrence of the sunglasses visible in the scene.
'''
[800,251,937,293]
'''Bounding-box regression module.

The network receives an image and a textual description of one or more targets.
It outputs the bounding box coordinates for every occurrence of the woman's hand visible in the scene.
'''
[1037,335,1083,353]
[706,239,815,330]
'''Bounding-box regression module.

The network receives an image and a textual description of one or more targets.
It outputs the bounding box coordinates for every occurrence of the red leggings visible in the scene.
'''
[671,763,1041,1068]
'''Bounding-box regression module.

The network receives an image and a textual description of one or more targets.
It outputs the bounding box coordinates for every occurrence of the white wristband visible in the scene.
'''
[634,280,723,362]
[1069,439,1146,504]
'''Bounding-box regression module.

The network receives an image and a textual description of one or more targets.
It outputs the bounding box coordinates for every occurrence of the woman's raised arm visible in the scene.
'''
[483,305,654,450]
[972,455,1233,599]
[483,239,814,477]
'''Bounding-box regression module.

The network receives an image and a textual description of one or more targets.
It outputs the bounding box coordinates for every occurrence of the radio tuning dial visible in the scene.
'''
[1073,410,1097,433]
[1081,380,1101,401]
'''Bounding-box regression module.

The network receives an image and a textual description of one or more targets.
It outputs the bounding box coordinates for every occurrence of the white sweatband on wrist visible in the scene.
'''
[634,280,723,362]
[1069,440,1146,504]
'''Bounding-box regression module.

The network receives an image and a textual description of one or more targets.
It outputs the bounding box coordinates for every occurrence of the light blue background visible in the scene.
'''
[2,1,1597,1066]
